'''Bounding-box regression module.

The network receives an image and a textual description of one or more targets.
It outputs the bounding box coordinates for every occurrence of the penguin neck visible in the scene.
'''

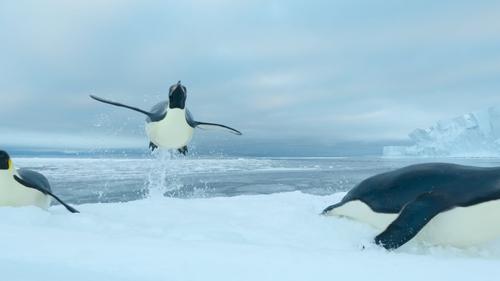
[0,165,16,183]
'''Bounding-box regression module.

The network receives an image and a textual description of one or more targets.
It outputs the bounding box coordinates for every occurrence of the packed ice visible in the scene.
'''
[1,192,500,281]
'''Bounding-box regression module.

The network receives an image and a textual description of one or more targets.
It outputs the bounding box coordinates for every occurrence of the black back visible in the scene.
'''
[331,163,500,213]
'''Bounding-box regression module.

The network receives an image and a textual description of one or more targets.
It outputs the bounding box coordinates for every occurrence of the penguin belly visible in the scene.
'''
[327,199,500,247]
[417,200,500,247]
[145,108,194,149]
[0,176,51,209]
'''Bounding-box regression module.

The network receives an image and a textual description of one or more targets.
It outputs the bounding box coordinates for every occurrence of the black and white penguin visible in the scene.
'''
[90,81,242,155]
[0,150,78,213]
[323,163,500,249]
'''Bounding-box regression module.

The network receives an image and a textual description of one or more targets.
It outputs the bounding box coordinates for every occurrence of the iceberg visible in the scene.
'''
[384,106,500,157]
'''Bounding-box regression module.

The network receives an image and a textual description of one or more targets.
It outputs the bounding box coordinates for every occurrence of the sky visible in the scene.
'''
[1,0,500,155]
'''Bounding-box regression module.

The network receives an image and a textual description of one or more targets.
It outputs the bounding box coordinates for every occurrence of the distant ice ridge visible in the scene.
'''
[384,106,500,157]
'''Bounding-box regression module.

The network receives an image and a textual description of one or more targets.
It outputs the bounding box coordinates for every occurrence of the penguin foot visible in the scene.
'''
[177,146,188,156]
[149,142,158,152]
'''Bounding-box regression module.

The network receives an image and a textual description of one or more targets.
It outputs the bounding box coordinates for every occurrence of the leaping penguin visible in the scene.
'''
[90,81,242,155]
[0,150,79,213]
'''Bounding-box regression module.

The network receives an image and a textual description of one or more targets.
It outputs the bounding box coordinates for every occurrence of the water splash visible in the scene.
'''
[144,149,183,199]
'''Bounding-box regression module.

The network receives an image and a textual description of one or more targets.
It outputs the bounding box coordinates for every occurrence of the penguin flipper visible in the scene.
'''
[194,121,242,135]
[374,192,450,250]
[90,95,154,118]
[14,175,80,213]
[184,109,241,135]
[321,201,346,215]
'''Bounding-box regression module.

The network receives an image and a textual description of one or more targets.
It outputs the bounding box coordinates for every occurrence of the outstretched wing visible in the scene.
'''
[90,95,154,118]
[194,122,242,135]
[185,111,242,135]
[374,192,451,250]
[14,169,79,213]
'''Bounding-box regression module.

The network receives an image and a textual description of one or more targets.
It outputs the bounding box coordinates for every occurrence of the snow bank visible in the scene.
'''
[1,192,499,281]
[384,106,500,157]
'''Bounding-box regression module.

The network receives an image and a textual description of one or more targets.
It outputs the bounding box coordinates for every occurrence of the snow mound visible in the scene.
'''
[1,192,500,281]
[384,106,500,157]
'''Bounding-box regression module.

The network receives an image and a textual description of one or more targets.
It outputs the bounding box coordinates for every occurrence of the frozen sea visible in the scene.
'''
[13,155,500,204]
[3,155,500,280]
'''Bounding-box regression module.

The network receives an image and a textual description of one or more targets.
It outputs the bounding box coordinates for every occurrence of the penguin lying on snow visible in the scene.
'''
[90,81,242,155]
[0,150,78,213]
[323,163,500,250]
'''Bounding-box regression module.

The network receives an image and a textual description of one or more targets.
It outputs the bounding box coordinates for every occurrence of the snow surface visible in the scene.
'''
[384,106,500,157]
[1,192,500,281]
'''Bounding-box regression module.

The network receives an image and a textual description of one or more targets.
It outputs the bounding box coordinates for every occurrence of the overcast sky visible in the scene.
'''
[1,1,500,154]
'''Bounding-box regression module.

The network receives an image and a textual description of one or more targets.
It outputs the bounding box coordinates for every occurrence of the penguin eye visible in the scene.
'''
[182,86,187,93]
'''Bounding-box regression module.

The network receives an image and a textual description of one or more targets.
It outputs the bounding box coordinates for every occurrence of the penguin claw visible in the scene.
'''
[149,142,158,152]
[177,146,188,156]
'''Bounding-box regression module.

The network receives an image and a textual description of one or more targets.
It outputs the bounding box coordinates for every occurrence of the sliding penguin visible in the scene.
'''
[0,150,79,213]
[322,163,500,250]
[90,81,242,155]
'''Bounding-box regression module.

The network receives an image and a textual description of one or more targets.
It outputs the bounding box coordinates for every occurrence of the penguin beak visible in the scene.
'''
[169,82,187,109]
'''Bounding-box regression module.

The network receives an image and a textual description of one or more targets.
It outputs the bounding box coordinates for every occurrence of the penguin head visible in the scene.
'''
[0,150,12,170]
[168,81,187,109]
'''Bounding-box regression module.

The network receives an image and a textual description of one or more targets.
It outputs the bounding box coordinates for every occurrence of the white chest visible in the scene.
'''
[0,172,51,209]
[327,199,500,247]
[145,108,194,149]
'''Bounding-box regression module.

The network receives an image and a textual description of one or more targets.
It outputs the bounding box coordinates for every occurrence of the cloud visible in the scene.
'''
[1,0,500,152]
